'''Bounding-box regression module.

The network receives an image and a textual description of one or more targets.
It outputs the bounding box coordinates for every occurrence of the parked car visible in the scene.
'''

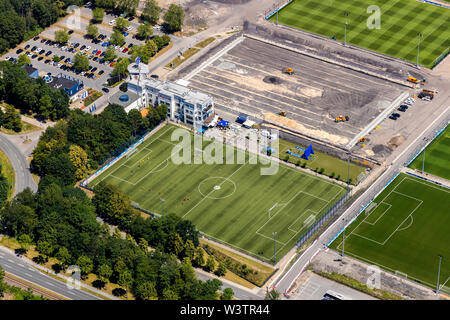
[102,42,109,47]
[31,54,37,59]
[92,67,98,72]
[389,115,398,120]
[96,50,101,55]
[110,62,115,67]
[31,46,37,51]
[41,39,46,43]
[122,48,128,53]
[80,45,86,50]
[38,56,43,61]
[25,44,30,49]
[98,70,104,75]
[45,51,52,56]
[16,48,23,54]
[102,87,109,93]
[392,113,400,118]
[68,30,74,34]
[39,49,45,55]
[34,36,39,41]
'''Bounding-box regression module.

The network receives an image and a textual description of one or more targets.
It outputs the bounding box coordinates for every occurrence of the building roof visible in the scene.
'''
[23,65,37,75]
[48,76,78,90]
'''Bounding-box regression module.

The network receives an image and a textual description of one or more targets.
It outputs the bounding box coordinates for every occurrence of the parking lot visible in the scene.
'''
[2,5,173,94]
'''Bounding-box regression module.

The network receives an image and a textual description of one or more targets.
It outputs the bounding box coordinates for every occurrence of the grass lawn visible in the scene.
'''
[0,149,15,199]
[90,124,347,263]
[195,37,216,49]
[0,121,41,135]
[270,0,450,68]
[166,47,200,69]
[278,139,367,185]
[329,173,450,293]
[408,124,450,180]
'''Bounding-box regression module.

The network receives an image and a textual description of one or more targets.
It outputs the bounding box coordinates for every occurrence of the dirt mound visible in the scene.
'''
[387,135,405,149]
[263,76,283,85]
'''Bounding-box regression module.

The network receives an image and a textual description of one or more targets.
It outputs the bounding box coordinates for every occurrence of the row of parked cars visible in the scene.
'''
[389,97,415,120]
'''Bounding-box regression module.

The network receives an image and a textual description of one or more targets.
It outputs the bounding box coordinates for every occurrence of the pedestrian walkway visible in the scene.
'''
[402,167,450,188]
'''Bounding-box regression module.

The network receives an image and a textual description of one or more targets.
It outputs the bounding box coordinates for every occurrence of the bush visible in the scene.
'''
[284,155,290,162]
[319,168,325,174]
[119,82,128,92]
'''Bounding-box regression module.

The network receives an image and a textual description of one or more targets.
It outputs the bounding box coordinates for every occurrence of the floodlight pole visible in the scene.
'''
[344,12,349,46]
[436,255,442,294]
[417,33,422,68]
[160,198,165,216]
[341,219,345,257]
[273,232,277,263]
[347,152,351,191]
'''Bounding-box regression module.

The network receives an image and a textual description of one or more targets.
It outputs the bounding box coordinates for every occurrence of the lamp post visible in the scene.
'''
[347,152,351,191]
[436,255,443,294]
[417,33,422,68]
[344,12,349,46]
[160,198,165,216]
[273,232,277,263]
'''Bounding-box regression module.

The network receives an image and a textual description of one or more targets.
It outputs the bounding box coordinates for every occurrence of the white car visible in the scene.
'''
[115,45,120,50]
[109,19,116,26]
[154,25,161,30]
[126,26,133,31]
[4,56,10,60]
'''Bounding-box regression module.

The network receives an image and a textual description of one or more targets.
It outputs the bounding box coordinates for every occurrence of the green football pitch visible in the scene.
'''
[270,0,450,68]
[409,124,450,180]
[90,124,347,262]
[330,173,450,293]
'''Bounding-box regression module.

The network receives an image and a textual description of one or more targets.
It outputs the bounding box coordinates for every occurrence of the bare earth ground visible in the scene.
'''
[186,37,406,147]
[307,248,448,300]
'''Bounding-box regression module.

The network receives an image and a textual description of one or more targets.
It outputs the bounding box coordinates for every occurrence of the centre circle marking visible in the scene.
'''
[198,177,236,199]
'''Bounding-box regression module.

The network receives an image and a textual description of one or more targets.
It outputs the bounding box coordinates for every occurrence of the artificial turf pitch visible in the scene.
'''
[330,173,450,293]
[90,124,346,262]
[409,125,450,180]
[270,0,450,68]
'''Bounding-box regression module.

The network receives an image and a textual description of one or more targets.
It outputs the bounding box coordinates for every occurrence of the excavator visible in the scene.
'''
[277,111,287,117]
[335,115,349,123]
[282,67,294,75]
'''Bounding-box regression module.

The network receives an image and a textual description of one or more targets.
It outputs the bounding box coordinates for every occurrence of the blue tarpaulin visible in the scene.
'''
[217,120,229,128]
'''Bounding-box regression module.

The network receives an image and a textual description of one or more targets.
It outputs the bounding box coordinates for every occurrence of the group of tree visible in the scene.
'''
[0,61,70,120]
[54,30,70,44]
[94,0,139,16]
[31,103,167,185]
[73,53,90,71]
[0,162,9,209]
[130,35,170,64]
[0,104,22,133]
[163,4,184,33]
[0,0,70,54]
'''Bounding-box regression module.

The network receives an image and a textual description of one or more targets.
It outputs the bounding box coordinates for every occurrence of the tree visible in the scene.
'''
[73,53,89,71]
[87,23,99,39]
[112,58,129,81]
[206,255,216,273]
[194,247,205,267]
[76,255,93,278]
[215,262,227,277]
[118,270,133,299]
[68,145,90,181]
[110,30,125,47]
[38,95,52,120]
[97,264,113,284]
[137,22,153,40]
[115,17,130,32]
[56,247,71,267]
[104,46,117,61]
[0,174,8,208]
[221,287,234,300]
[134,281,158,300]
[2,105,22,132]
[141,0,161,25]
[182,240,195,260]
[54,30,70,44]
[92,7,104,23]
[17,54,31,67]
[265,289,280,300]
[163,4,184,33]
[128,109,143,137]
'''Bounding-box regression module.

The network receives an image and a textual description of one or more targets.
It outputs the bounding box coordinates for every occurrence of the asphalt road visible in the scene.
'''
[274,102,450,297]
[0,133,37,196]
[0,246,101,300]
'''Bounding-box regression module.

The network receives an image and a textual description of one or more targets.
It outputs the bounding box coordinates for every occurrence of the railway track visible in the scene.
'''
[4,273,67,300]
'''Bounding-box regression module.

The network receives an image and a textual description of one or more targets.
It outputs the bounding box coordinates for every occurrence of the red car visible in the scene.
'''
[122,48,128,53]
[110,62,115,67]
[96,50,101,55]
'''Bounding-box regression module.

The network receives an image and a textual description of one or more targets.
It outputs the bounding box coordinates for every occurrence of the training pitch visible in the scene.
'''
[409,125,450,180]
[270,0,450,68]
[89,124,346,262]
[330,173,450,293]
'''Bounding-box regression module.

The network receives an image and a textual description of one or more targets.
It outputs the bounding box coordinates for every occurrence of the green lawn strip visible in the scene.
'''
[408,124,450,180]
[0,148,15,199]
[311,270,403,300]
[277,138,367,184]
[166,47,201,69]
[91,124,347,262]
[329,173,450,293]
[270,0,450,68]
[195,37,216,49]
[0,120,41,135]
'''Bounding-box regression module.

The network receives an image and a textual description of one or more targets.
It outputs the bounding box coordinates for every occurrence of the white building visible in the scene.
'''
[126,68,214,127]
